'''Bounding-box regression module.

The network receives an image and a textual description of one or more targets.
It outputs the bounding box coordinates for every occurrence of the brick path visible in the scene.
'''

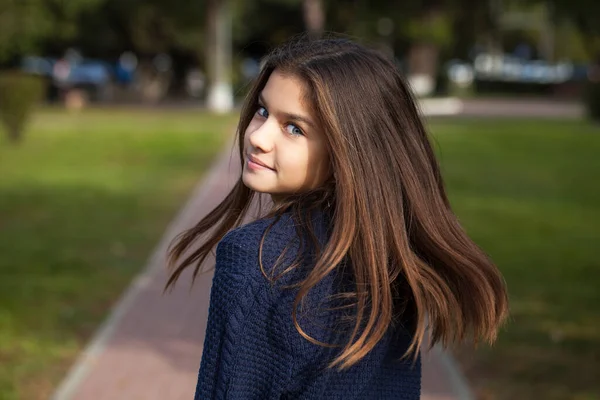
[51,141,473,400]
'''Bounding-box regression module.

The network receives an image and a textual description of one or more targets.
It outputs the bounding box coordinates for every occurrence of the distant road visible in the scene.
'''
[420,97,584,118]
[76,96,586,119]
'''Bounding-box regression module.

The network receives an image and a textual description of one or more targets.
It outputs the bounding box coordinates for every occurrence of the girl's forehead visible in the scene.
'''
[262,71,305,101]
[262,72,313,116]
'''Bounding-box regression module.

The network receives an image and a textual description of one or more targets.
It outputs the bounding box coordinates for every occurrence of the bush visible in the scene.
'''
[584,81,600,122]
[0,71,45,143]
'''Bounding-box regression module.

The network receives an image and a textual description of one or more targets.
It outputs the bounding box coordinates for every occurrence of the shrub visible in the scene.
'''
[0,71,45,143]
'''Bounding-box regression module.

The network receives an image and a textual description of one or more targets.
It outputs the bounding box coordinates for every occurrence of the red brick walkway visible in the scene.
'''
[51,142,473,400]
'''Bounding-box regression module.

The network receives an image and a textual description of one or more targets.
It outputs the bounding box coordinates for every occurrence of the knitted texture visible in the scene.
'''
[194,211,421,399]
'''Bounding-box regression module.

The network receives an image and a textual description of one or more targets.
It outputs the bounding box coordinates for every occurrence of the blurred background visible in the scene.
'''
[0,1,598,399]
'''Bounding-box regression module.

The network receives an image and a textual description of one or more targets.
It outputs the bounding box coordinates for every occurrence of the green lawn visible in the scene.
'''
[427,118,600,400]
[0,108,237,400]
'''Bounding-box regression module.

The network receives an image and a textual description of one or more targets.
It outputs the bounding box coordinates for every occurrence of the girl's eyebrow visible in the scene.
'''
[258,93,316,130]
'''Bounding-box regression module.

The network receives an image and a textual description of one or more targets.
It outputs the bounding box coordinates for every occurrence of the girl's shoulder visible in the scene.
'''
[216,209,330,281]
[215,212,298,275]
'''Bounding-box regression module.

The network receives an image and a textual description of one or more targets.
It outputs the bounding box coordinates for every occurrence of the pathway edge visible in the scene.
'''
[50,139,236,400]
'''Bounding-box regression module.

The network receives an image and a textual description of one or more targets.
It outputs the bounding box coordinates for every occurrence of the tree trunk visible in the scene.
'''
[303,0,325,39]
[205,0,233,112]
[406,8,442,97]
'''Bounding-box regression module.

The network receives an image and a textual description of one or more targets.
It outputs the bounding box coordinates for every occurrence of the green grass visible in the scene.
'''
[0,108,237,400]
[427,118,600,400]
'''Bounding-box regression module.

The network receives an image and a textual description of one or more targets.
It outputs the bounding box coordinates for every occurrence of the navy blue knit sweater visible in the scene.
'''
[194,210,421,399]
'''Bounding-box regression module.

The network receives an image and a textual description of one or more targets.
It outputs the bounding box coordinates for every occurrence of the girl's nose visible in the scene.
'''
[248,120,276,153]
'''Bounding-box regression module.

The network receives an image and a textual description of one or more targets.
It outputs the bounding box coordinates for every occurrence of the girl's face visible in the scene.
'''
[242,70,330,198]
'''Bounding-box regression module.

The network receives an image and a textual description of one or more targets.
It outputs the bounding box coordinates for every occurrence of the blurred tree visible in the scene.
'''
[541,0,600,57]
[338,0,457,95]
[0,0,104,63]
[405,2,451,80]
[74,0,323,61]
[450,0,495,59]
[74,0,206,57]
[232,0,323,49]
[72,0,210,102]
[303,0,325,38]
[527,1,600,119]
[232,0,305,53]
[0,72,45,143]
[205,0,233,111]
[1,0,516,101]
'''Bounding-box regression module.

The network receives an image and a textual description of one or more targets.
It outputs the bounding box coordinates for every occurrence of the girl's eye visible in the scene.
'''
[257,106,268,118]
[285,124,304,137]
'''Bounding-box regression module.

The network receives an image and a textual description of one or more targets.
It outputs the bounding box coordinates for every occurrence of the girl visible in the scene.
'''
[166,35,509,399]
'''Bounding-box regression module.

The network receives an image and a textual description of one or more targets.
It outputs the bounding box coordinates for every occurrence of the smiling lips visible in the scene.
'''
[247,154,274,170]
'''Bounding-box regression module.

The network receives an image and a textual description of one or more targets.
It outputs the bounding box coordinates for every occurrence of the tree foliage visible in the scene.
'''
[0,0,104,62]
[530,0,600,57]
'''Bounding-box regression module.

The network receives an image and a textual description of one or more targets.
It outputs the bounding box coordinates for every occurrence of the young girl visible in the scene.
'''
[166,35,509,399]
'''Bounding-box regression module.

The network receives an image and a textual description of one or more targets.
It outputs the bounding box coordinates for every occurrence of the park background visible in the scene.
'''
[0,0,599,399]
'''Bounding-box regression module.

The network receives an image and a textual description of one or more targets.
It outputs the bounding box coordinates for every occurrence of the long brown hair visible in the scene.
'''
[166,34,509,370]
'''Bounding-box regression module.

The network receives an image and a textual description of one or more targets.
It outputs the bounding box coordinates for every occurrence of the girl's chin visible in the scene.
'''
[242,175,273,194]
